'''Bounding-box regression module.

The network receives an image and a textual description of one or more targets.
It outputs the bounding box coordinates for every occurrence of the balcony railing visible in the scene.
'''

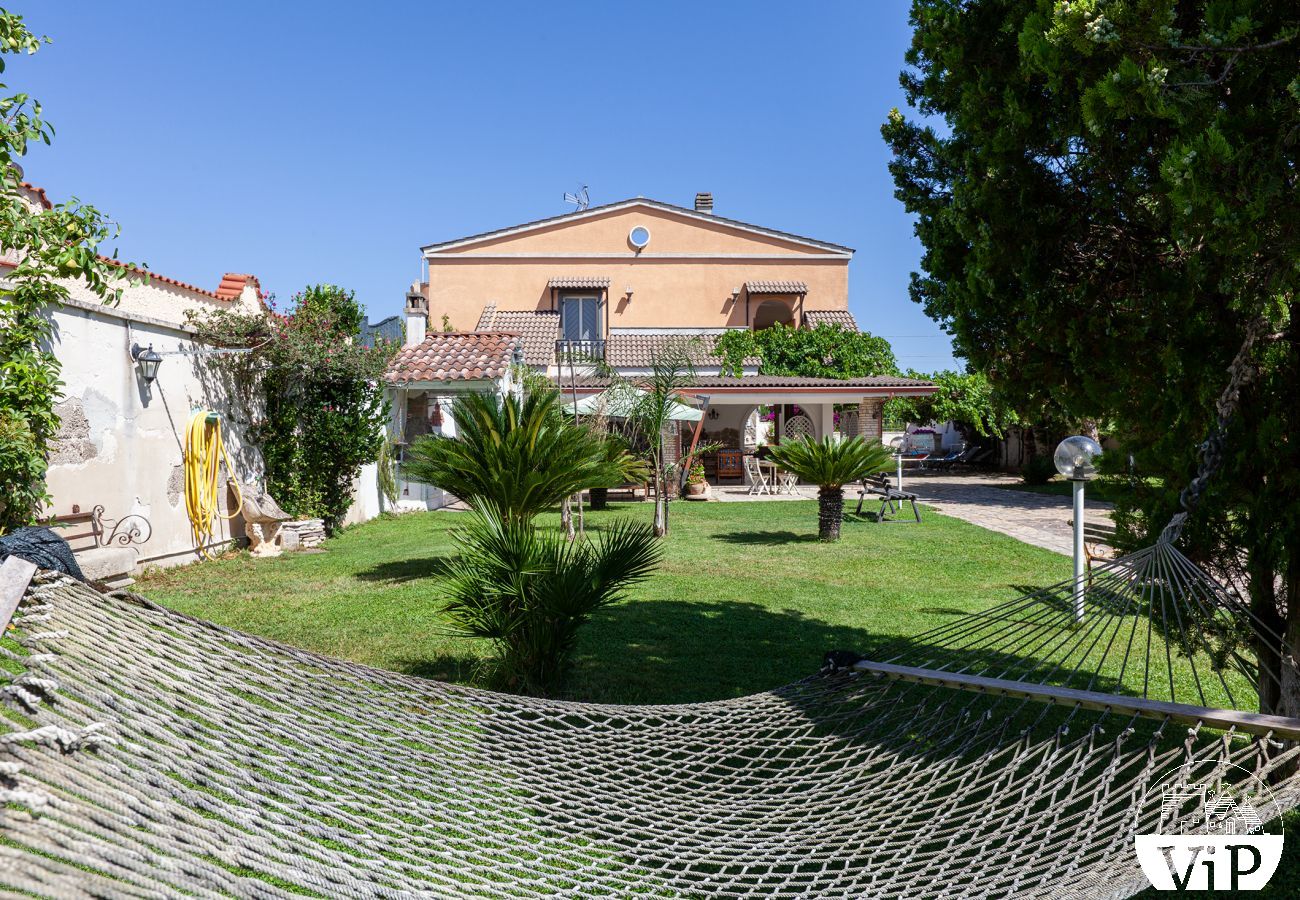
[555,339,606,363]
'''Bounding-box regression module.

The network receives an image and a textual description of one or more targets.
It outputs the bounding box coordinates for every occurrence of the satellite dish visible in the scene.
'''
[629,225,651,250]
[563,185,590,211]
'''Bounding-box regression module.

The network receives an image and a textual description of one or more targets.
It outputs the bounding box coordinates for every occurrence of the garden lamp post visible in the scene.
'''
[1054,435,1103,622]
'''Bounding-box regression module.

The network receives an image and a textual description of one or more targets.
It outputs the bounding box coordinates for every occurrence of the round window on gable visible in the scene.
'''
[629,226,651,250]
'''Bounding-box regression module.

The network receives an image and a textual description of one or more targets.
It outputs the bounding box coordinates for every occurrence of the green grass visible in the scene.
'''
[132,500,1298,890]
[139,500,1071,704]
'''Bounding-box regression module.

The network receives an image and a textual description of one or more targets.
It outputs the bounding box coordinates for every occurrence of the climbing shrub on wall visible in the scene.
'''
[187,285,398,532]
[0,11,136,532]
[713,323,899,380]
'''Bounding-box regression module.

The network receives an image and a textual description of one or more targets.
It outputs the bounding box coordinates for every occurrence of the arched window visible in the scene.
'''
[752,300,794,330]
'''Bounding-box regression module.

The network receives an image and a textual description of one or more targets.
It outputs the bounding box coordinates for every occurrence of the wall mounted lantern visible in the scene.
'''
[130,343,163,385]
[707,408,720,421]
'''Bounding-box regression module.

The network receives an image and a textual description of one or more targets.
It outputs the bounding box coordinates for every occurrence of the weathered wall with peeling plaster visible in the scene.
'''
[44,292,382,569]
[44,301,261,568]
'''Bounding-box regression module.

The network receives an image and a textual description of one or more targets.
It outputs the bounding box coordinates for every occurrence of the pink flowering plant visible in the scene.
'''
[186,285,398,531]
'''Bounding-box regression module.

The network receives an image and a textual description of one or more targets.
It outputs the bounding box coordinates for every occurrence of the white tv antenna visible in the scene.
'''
[563,184,590,211]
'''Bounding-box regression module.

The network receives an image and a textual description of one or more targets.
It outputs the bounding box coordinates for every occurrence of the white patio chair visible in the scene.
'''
[744,455,771,495]
[778,469,799,494]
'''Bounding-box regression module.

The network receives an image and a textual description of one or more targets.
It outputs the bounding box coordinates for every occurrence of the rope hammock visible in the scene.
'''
[0,324,1295,897]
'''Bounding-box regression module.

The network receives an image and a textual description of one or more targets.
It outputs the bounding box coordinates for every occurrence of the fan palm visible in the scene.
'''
[442,510,662,693]
[403,389,639,524]
[767,436,893,541]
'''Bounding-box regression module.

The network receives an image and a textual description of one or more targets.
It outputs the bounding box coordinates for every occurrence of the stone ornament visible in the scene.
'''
[231,480,291,558]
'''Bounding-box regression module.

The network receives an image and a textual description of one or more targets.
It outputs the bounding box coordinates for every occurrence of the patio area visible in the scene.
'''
[710,469,1115,557]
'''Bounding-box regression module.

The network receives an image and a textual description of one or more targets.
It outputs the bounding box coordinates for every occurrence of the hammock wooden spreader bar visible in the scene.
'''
[854,659,1300,740]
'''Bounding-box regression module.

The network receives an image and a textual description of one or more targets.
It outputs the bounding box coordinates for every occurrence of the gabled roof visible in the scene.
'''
[385,331,520,384]
[422,198,854,255]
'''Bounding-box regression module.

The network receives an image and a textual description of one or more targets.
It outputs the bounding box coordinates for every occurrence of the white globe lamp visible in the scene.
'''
[1056,435,1104,622]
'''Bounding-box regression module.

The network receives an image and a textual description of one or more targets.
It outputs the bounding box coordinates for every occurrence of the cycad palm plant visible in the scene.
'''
[442,510,662,693]
[767,436,893,541]
[402,388,638,523]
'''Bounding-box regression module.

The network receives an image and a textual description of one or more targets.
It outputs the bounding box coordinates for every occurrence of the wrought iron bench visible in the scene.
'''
[42,505,152,587]
[1068,516,1118,577]
[44,505,152,550]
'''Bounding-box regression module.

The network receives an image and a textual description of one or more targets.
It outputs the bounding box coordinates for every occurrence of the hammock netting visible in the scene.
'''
[0,530,1298,898]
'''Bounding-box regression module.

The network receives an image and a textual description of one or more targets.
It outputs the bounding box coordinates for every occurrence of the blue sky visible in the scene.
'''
[21,1,958,372]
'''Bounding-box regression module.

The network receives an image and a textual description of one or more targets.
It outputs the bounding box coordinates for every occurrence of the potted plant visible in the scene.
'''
[684,463,709,499]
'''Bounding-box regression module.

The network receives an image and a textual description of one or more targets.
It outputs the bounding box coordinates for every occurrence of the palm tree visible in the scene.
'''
[617,338,699,537]
[402,388,638,524]
[767,436,894,541]
[442,510,662,693]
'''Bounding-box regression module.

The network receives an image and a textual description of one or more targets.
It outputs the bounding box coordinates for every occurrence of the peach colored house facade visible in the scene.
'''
[399,194,933,487]
[419,194,854,339]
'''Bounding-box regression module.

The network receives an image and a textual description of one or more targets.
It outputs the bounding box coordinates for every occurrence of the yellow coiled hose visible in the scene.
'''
[184,410,243,558]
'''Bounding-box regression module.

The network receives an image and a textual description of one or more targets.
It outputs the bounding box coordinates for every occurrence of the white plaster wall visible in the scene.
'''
[45,304,261,568]
[391,382,504,511]
[343,463,382,525]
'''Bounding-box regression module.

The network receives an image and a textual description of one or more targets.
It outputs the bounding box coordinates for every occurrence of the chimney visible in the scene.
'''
[404,290,428,347]
[694,192,714,214]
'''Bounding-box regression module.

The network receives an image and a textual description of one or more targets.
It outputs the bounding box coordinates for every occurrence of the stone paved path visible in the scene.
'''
[893,472,1112,556]
[714,472,1112,556]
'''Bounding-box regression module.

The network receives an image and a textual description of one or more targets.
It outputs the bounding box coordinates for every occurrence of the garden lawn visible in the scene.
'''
[140,500,1069,704]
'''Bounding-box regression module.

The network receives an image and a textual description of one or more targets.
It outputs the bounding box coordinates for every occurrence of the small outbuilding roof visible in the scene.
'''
[385,332,520,384]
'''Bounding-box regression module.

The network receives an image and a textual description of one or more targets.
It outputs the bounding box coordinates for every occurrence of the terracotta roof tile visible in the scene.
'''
[99,259,264,305]
[214,273,260,300]
[475,302,497,331]
[385,331,521,384]
[604,332,758,369]
[746,280,808,294]
[803,309,859,330]
[477,309,560,366]
[548,276,611,289]
[19,182,51,210]
[566,373,935,391]
[14,179,262,304]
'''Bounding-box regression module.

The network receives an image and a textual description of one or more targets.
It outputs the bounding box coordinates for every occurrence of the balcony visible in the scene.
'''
[555,339,606,363]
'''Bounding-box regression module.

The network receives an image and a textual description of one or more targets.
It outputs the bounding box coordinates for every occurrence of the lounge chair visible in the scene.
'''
[921,448,965,470]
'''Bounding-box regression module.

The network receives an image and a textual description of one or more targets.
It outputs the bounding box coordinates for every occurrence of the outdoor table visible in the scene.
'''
[761,461,790,494]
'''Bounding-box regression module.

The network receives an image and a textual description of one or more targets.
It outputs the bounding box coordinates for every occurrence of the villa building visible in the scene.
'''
[388,193,934,495]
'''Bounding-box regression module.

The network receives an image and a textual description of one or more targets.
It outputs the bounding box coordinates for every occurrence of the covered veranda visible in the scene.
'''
[560,374,936,490]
